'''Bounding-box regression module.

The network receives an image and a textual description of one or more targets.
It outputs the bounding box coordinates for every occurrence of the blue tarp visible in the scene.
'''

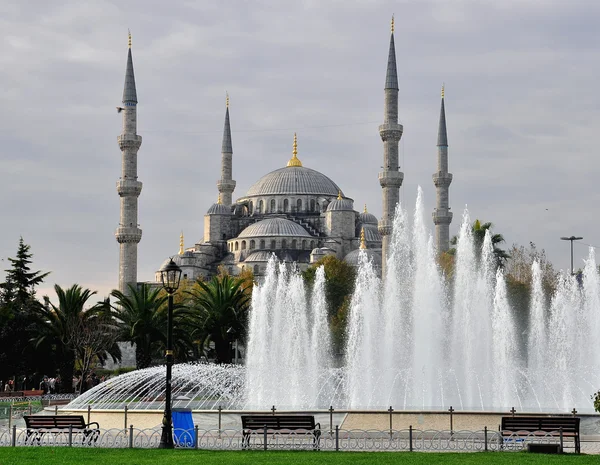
[172,408,195,447]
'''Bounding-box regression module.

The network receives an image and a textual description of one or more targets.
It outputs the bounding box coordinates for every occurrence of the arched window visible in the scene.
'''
[241,241,246,250]
[282,239,287,249]
[283,199,289,212]
[222,233,226,241]
[249,201,253,215]
[271,240,276,249]
[250,240,255,249]
[310,240,314,249]
[297,199,302,211]
[235,242,239,251]
[310,199,315,212]
[253,265,259,274]
[258,200,263,214]
[302,240,306,249]
[291,239,297,249]
[260,239,265,249]
[316,203,320,213]
[270,199,276,212]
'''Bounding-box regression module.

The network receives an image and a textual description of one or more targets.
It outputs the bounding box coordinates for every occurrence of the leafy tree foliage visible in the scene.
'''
[33,284,114,393]
[111,284,193,369]
[303,256,356,355]
[0,238,52,386]
[186,275,251,364]
[449,219,510,268]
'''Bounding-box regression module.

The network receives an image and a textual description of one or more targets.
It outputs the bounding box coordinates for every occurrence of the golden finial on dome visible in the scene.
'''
[337,190,342,200]
[179,231,184,255]
[226,91,229,108]
[391,15,394,34]
[441,83,445,99]
[287,133,303,167]
[360,228,367,250]
[217,193,222,204]
[364,204,368,213]
[128,30,132,48]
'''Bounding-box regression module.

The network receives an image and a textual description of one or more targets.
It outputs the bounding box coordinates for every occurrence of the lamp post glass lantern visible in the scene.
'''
[560,236,583,275]
[158,258,182,449]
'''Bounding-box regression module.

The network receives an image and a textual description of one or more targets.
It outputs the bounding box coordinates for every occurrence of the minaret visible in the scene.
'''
[115,31,143,294]
[217,93,236,206]
[378,16,404,276]
[179,231,184,255]
[432,85,453,252]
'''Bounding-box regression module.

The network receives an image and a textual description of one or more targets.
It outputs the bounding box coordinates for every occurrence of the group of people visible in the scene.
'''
[1,372,109,395]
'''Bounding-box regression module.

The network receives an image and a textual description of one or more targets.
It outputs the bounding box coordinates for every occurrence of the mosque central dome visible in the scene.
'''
[245,166,343,197]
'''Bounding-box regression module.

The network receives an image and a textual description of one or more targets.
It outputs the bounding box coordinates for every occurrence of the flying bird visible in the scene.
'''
[116,107,124,113]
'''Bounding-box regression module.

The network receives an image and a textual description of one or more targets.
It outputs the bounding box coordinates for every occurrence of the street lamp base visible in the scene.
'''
[158,424,174,449]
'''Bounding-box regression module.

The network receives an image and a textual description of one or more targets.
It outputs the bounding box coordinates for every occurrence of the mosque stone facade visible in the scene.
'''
[154,131,384,281]
[115,22,453,291]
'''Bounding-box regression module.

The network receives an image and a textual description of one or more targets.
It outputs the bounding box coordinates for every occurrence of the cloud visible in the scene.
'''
[0,0,598,299]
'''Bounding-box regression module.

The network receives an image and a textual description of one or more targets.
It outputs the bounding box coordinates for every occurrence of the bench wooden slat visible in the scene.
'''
[501,416,580,453]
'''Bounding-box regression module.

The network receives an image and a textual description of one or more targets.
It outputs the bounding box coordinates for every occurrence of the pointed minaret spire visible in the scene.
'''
[217,93,236,206]
[432,84,453,252]
[116,31,143,295]
[438,84,448,146]
[385,16,399,91]
[122,31,138,106]
[378,16,404,277]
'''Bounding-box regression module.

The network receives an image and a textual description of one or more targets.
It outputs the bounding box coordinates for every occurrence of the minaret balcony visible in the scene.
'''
[432,209,453,225]
[432,172,453,188]
[116,180,143,197]
[217,179,236,192]
[118,134,142,150]
[115,226,142,244]
[378,170,404,188]
[378,123,403,141]
[378,219,393,236]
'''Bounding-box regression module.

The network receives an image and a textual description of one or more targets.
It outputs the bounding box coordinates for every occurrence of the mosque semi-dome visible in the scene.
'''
[237,217,312,238]
[344,248,382,268]
[206,202,230,215]
[245,166,343,198]
[326,197,354,212]
[358,210,378,225]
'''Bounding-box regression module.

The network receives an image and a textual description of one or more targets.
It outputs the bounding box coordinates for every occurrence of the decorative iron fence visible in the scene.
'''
[0,426,594,452]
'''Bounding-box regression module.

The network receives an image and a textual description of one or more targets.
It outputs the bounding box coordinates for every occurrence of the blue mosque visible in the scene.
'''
[115,18,452,291]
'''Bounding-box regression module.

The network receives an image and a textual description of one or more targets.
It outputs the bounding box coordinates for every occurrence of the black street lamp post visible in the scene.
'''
[158,258,182,449]
[560,236,583,275]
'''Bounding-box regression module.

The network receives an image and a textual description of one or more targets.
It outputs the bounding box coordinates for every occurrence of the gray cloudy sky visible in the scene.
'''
[1,0,598,299]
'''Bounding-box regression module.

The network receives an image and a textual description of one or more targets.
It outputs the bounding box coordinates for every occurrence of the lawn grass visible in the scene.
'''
[0,449,597,465]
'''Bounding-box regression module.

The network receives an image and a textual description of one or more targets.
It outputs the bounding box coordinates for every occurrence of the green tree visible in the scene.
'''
[33,284,108,393]
[303,255,356,319]
[450,219,510,268]
[187,275,250,364]
[0,238,52,386]
[303,255,356,355]
[111,284,192,369]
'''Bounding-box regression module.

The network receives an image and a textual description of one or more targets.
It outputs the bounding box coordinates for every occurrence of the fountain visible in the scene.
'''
[69,187,600,413]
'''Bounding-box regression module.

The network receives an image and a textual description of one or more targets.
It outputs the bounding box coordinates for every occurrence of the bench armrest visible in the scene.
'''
[314,422,321,430]
[85,422,100,429]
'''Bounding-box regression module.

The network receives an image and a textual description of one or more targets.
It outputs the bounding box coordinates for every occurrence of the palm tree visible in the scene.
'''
[33,284,110,393]
[449,219,510,268]
[187,275,250,364]
[111,284,193,369]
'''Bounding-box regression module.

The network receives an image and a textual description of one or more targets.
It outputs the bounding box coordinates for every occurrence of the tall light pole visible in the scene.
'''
[560,236,583,275]
[158,258,182,449]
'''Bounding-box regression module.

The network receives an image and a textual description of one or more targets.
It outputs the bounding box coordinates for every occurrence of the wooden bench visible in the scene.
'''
[23,415,100,445]
[501,416,580,453]
[241,415,321,449]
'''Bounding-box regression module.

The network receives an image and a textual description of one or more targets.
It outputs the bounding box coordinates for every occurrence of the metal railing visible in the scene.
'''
[0,426,594,452]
